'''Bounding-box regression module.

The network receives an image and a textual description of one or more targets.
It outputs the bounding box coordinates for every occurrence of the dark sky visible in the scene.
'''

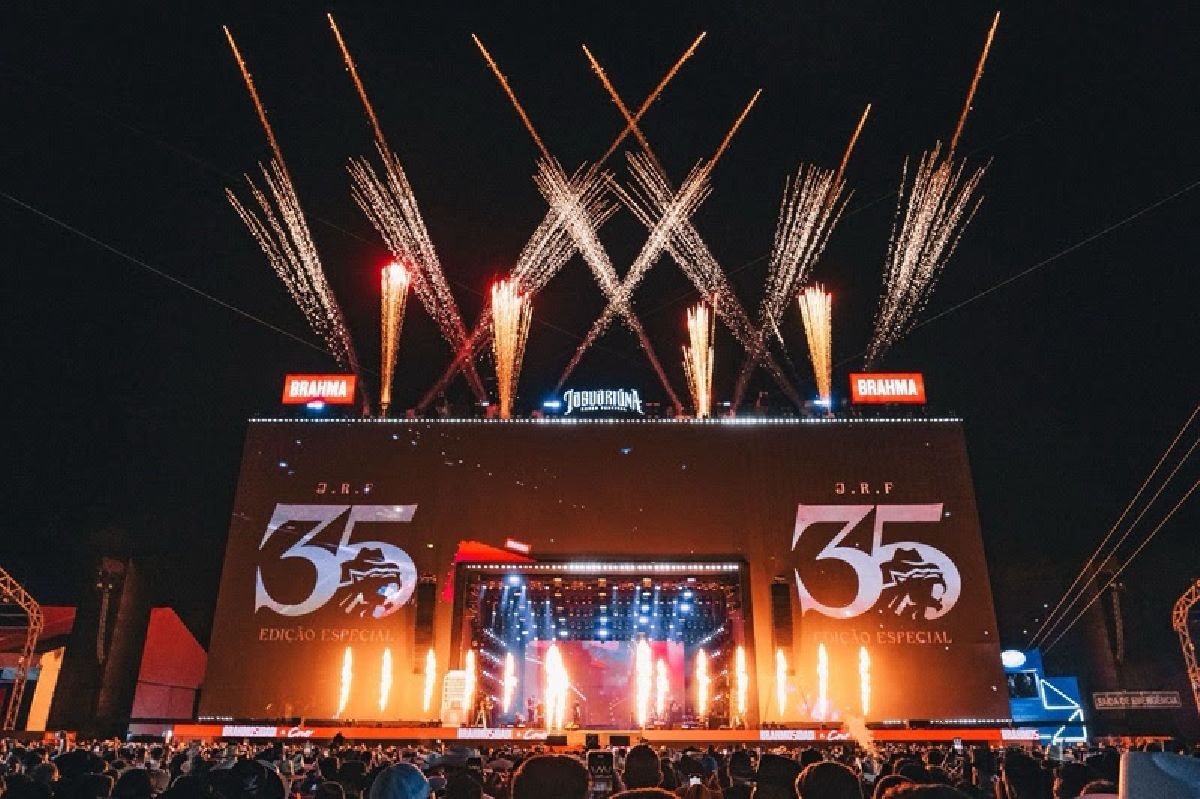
[3,1,1198,673]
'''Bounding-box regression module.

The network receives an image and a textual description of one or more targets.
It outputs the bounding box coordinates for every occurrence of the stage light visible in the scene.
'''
[507,574,522,586]
[542,399,563,410]
[679,603,692,613]
[598,629,609,637]
[638,616,649,625]
[1000,649,1027,669]
[558,629,568,637]
[305,400,326,411]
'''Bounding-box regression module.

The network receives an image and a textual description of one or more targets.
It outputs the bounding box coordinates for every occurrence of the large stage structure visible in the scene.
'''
[201,416,1008,734]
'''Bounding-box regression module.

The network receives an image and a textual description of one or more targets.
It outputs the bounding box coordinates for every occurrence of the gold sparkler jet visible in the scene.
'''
[683,301,716,418]
[380,263,410,417]
[491,279,532,419]
[798,285,833,408]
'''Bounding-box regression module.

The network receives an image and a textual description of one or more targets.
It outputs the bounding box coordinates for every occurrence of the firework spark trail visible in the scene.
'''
[732,106,868,407]
[379,263,410,416]
[695,649,710,717]
[328,16,488,403]
[866,13,998,367]
[865,144,988,367]
[682,300,716,418]
[798,285,833,406]
[584,70,805,409]
[859,646,871,717]
[654,658,669,719]
[223,29,360,376]
[418,36,703,412]
[491,279,532,419]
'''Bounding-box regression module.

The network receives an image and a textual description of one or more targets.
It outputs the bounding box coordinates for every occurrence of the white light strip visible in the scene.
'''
[464,562,742,573]
[250,417,962,425]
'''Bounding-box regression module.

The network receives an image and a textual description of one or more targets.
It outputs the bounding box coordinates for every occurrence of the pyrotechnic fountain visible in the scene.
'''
[683,301,716,418]
[859,646,871,717]
[379,263,409,416]
[815,643,829,720]
[544,643,569,730]
[336,646,353,718]
[422,648,437,714]
[734,645,748,725]
[502,651,518,714]
[655,658,669,719]
[462,649,477,721]
[379,648,392,713]
[695,649,710,718]
[798,285,833,406]
[490,279,532,419]
[635,639,652,727]
[775,648,788,718]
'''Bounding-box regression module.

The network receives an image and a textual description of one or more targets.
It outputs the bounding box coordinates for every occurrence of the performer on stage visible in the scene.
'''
[572,700,583,729]
[475,693,494,727]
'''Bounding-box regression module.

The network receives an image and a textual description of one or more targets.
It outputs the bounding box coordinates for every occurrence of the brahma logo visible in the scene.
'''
[848,373,926,404]
[282,374,357,405]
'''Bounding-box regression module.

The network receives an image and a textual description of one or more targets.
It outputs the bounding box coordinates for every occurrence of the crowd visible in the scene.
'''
[0,738,1195,799]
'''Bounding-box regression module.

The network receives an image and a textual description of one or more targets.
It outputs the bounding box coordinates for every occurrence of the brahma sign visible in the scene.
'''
[849,373,926,404]
[281,374,357,405]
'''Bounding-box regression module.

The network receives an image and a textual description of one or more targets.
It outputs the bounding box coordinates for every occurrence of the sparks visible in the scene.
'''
[798,285,833,406]
[635,639,653,728]
[223,29,359,377]
[544,643,569,730]
[422,648,437,714]
[683,301,716,418]
[335,646,353,718]
[859,645,871,718]
[380,263,410,417]
[379,648,392,713]
[866,145,987,368]
[490,279,532,419]
[502,651,518,714]
[734,645,748,723]
[462,649,477,721]
[695,649,710,717]
[815,643,829,721]
[775,648,788,718]
[655,658,669,719]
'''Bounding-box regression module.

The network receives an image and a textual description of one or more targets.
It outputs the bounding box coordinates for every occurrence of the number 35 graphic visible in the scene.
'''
[255,504,418,618]
[791,504,961,621]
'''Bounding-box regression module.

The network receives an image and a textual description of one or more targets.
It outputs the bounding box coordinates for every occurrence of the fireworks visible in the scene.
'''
[866,13,999,368]
[798,285,833,406]
[462,649,477,721]
[329,15,488,403]
[423,648,437,714]
[732,106,868,407]
[734,645,748,722]
[815,643,829,720]
[544,643,569,730]
[491,279,532,419]
[859,646,871,717]
[695,649,710,717]
[655,658,669,719]
[683,301,716,418]
[223,29,360,376]
[336,646,353,718]
[775,648,788,718]
[635,639,652,727]
[502,651,518,714]
[379,263,410,416]
[379,648,392,713]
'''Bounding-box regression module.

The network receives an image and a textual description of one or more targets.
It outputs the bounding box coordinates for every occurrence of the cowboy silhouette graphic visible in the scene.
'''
[876,547,947,621]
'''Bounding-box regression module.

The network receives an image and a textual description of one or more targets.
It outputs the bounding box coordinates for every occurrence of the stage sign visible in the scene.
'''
[202,419,1006,723]
[281,374,357,404]
[562,388,644,415]
[849,373,926,404]
[1093,691,1182,710]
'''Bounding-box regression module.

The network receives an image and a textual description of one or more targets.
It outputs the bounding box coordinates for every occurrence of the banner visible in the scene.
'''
[201,419,1006,722]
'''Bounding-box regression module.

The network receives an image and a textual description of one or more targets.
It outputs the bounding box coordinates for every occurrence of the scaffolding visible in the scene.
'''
[0,566,43,730]
[1172,578,1200,717]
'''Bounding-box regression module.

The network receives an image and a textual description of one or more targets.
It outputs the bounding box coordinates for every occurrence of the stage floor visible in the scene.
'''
[164,723,1038,746]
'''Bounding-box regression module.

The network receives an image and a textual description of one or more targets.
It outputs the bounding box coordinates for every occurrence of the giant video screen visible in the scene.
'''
[201,418,1008,723]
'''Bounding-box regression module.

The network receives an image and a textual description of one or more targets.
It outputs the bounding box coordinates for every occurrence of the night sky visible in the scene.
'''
[4,2,1198,675]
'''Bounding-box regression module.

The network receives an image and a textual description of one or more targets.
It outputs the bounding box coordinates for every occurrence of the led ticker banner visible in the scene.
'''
[201,419,1007,722]
[849,373,926,404]
[281,374,357,404]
